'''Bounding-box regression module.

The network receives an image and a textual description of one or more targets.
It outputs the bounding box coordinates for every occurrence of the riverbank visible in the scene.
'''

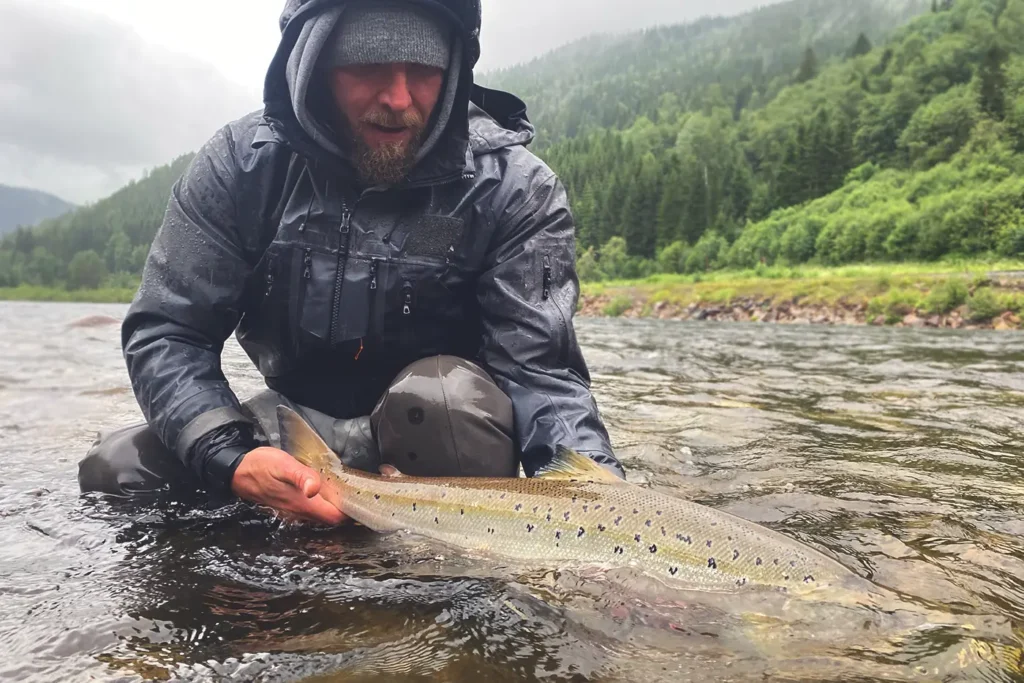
[0,285,135,303]
[579,263,1024,330]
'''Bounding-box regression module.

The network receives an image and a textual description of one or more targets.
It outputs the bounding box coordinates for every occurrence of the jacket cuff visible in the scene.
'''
[174,405,252,462]
[204,445,250,493]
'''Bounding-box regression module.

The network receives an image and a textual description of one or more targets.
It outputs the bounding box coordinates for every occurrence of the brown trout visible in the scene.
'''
[279,405,868,597]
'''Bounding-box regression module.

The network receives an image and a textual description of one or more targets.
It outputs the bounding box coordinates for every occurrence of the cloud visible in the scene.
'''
[0,0,260,203]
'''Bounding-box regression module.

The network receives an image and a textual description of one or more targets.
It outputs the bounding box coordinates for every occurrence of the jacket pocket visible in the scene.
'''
[296,246,337,343]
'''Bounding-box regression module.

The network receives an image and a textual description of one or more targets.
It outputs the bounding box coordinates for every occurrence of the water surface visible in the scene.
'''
[2,301,1024,681]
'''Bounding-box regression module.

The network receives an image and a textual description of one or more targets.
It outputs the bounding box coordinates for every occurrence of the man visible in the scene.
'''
[79,0,624,525]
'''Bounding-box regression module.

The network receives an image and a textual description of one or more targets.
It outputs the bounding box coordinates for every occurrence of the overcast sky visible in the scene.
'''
[0,0,769,204]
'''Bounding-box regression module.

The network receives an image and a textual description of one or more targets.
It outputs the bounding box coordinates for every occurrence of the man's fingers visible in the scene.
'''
[275,461,320,498]
[300,495,347,526]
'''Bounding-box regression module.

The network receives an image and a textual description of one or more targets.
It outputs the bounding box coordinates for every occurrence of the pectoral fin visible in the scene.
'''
[535,447,625,484]
[277,406,337,472]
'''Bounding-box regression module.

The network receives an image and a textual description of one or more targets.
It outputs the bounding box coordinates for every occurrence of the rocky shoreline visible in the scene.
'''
[578,294,1022,331]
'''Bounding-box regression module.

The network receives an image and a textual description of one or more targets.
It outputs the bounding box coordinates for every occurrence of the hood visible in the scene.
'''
[259,0,485,185]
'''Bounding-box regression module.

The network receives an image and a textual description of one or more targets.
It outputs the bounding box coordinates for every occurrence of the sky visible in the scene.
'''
[0,0,768,205]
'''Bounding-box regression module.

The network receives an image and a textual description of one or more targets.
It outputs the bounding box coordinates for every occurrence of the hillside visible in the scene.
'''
[0,185,74,236]
[479,0,931,149]
[0,156,192,288]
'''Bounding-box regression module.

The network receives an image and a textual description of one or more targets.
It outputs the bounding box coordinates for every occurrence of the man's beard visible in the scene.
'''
[350,108,428,186]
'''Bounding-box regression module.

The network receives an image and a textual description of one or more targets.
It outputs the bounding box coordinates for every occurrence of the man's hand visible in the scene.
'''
[231,447,348,526]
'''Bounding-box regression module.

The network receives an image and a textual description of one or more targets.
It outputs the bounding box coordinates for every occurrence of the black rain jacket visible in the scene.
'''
[121,0,623,491]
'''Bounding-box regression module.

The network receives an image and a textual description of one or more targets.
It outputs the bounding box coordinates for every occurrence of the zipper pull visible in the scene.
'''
[303,248,312,279]
[402,282,414,315]
[369,259,379,291]
[341,209,352,233]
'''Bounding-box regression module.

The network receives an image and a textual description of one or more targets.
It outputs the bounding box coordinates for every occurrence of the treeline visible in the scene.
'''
[0,155,193,289]
[549,0,1024,280]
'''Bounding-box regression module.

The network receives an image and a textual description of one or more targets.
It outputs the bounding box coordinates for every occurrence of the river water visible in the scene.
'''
[2,301,1024,682]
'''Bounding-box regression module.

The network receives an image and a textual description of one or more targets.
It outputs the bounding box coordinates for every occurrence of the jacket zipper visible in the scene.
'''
[542,256,552,301]
[330,203,353,344]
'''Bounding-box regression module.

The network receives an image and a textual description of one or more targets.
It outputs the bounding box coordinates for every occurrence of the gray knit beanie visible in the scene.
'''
[327,2,452,70]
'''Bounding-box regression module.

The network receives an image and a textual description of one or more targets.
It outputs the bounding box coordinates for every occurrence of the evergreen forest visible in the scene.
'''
[1,0,1022,291]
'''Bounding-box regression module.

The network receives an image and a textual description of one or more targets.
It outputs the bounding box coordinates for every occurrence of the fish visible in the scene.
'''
[278,405,870,598]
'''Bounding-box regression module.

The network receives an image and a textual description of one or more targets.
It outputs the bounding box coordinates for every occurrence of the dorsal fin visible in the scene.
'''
[379,464,404,478]
[277,405,336,471]
[535,446,625,483]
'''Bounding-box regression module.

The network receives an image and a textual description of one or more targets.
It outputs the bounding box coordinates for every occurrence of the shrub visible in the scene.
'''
[966,288,1002,322]
[603,296,633,317]
[923,279,969,314]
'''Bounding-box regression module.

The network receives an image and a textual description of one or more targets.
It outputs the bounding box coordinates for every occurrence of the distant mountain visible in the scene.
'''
[0,184,75,236]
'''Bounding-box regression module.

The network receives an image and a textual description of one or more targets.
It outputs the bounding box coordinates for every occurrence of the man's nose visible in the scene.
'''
[378,65,413,112]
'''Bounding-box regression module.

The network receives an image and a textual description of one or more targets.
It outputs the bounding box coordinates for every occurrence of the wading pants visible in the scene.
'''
[78,356,518,498]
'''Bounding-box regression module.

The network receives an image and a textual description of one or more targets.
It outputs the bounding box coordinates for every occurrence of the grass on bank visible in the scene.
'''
[0,285,136,304]
[581,260,1024,323]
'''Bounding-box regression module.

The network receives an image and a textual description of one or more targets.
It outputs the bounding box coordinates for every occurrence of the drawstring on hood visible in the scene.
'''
[282,1,465,182]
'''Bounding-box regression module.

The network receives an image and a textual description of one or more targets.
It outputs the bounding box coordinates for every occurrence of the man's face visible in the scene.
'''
[330,62,445,185]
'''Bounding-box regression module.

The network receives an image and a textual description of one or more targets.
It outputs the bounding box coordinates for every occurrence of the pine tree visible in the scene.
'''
[979,44,1009,120]
[796,47,819,83]
[849,33,873,58]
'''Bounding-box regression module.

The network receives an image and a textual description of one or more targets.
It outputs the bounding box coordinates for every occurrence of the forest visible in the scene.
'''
[0,0,1021,292]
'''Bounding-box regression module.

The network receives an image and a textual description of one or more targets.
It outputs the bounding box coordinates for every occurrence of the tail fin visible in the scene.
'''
[277,405,336,472]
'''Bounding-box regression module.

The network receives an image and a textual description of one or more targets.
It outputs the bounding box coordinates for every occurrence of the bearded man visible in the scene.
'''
[79,0,624,524]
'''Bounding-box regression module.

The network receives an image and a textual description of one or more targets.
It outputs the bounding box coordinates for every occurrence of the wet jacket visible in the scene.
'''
[121,0,623,491]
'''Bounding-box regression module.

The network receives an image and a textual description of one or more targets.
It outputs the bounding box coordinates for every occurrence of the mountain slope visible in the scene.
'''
[0,185,74,236]
[479,0,931,149]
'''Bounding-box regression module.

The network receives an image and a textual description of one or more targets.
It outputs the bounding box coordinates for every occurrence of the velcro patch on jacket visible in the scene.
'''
[403,215,466,258]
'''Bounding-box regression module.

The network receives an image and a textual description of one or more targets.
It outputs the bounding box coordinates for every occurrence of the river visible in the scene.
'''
[2,301,1023,682]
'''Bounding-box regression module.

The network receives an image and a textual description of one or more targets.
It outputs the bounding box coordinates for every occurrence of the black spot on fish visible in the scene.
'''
[501,493,506,500]
[577,527,586,538]
[657,511,663,516]
[412,503,417,511]
[441,492,446,499]
[633,509,639,515]
[661,526,667,537]
[649,544,658,554]
[546,513,552,522]
[583,505,589,512]
[615,516,623,526]
[790,561,796,567]
[434,517,439,524]
[634,534,642,543]
[728,535,733,541]
[706,540,712,548]
[594,504,602,510]
[564,511,571,521]
[645,520,652,527]
[804,575,815,583]
[756,558,763,566]
[784,575,790,581]
[614,546,624,555]
[774,559,780,565]
[733,550,740,561]
[572,496,578,503]
[676,534,692,544]
[460,509,464,515]
[669,567,679,576]
[515,504,522,512]
[374,494,380,500]
[609,506,616,512]
[533,506,538,513]
[598,524,607,532]
[711,522,718,526]
[708,558,717,570]
[527,524,535,533]
[556,531,562,540]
